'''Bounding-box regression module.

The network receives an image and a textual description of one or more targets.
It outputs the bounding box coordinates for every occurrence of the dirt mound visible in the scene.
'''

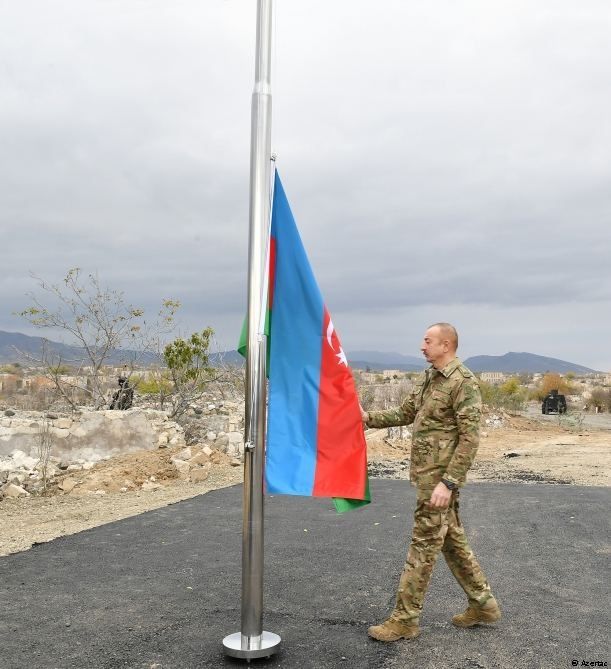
[481,406,548,431]
[48,444,234,497]
[364,410,610,487]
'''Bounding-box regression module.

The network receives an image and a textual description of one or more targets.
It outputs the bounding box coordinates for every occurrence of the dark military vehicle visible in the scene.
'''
[542,389,567,415]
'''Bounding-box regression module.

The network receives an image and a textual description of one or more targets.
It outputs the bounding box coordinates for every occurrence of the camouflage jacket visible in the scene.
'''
[366,358,481,489]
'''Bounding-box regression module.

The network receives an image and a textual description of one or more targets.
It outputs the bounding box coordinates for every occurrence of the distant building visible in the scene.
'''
[0,373,23,393]
[356,371,378,384]
[479,372,506,385]
[27,376,55,392]
[381,369,410,383]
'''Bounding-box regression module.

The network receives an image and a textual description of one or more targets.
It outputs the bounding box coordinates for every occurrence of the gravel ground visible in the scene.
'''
[0,464,243,556]
[1,410,609,557]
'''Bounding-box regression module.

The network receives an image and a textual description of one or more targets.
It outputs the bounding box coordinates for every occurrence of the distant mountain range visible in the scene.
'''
[346,349,597,374]
[348,350,425,372]
[0,330,158,366]
[0,330,80,364]
[462,352,597,374]
[0,330,598,374]
[0,329,241,368]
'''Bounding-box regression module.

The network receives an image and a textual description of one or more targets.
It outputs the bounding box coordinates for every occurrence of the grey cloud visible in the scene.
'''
[0,0,610,370]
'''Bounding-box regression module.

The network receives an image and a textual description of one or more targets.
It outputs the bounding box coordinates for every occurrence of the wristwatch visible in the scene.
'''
[441,478,458,490]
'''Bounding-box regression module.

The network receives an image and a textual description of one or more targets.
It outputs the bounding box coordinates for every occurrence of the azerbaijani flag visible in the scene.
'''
[239,171,369,512]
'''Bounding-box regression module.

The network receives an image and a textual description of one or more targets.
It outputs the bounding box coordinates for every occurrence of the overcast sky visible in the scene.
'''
[1,1,609,370]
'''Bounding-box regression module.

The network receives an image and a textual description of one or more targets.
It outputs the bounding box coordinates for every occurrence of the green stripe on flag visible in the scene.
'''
[332,473,371,513]
[237,318,248,359]
[238,311,271,370]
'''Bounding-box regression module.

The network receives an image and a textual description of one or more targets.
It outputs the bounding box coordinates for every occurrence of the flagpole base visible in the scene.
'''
[222,632,281,660]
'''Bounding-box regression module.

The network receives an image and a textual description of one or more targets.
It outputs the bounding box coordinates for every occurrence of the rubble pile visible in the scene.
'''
[175,399,245,456]
[0,398,247,501]
[484,413,504,430]
[0,441,240,499]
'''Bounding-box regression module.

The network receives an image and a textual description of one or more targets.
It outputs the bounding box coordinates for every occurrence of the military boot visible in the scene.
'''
[367,618,420,642]
[452,597,501,628]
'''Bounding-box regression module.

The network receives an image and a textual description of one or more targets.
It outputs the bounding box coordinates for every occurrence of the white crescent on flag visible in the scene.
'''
[326,318,348,366]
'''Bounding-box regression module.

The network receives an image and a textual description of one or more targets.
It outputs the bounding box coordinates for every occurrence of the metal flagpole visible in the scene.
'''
[223,0,281,660]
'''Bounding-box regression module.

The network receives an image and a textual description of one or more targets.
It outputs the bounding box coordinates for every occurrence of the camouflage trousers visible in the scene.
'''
[392,489,493,624]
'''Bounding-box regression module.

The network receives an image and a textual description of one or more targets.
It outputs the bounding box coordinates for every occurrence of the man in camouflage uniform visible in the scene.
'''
[363,323,501,642]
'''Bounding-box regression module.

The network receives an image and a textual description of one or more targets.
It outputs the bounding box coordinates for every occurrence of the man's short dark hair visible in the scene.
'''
[429,322,458,350]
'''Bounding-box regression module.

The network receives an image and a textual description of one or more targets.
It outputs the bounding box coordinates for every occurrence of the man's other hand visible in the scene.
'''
[359,403,368,424]
[429,482,452,508]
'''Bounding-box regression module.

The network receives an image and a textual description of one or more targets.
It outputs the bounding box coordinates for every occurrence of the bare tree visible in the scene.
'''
[17,268,179,410]
[35,419,53,491]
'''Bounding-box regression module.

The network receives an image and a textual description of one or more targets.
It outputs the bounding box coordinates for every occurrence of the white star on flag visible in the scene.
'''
[326,319,348,366]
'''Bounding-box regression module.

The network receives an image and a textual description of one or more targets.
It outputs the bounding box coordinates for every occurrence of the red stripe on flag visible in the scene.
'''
[312,308,368,499]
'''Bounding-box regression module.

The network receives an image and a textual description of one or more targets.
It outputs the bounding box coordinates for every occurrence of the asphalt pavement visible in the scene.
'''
[1,481,609,669]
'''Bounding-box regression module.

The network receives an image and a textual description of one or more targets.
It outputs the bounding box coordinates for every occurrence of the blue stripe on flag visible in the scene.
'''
[266,174,324,495]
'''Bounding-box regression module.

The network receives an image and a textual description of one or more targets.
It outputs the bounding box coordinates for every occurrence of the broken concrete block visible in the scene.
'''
[2,483,30,498]
[58,478,78,493]
[176,447,192,461]
[190,466,210,483]
[172,459,191,475]
[215,434,229,449]
[189,452,210,466]
[226,432,244,458]
[10,450,38,471]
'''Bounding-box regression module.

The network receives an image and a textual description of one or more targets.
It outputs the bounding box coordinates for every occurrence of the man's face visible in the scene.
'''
[421,327,449,366]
